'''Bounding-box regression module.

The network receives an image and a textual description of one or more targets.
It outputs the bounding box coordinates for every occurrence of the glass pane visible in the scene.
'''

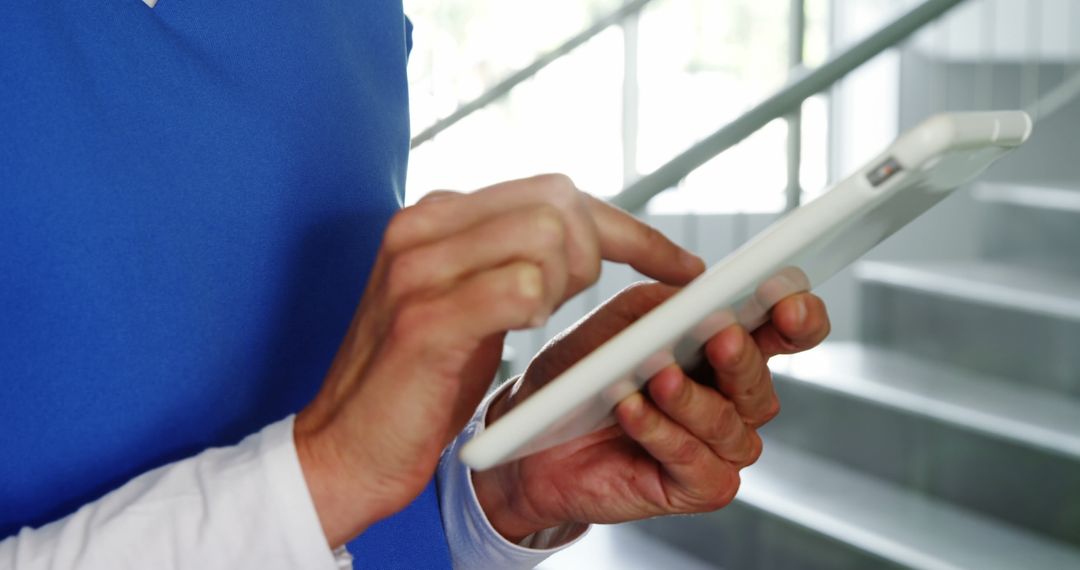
[405,0,624,203]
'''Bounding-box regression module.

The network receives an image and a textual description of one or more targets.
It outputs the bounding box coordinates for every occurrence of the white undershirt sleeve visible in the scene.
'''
[437,382,589,570]
[2,390,588,570]
[0,416,341,570]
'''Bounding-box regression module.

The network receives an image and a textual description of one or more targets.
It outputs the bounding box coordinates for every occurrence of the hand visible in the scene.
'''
[293,174,705,547]
[472,282,830,542]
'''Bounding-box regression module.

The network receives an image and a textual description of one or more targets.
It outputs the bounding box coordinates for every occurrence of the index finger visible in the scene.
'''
[400,177,705,286]
[583,194,705,285]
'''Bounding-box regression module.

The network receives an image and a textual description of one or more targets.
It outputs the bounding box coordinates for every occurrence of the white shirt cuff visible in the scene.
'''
[437,381,589,570]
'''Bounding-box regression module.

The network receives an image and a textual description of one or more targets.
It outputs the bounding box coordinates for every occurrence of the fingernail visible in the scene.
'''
[724,326,745,362]
[668,372,688,401]
[680,251,704,273]
[518,265,543,300]
[793,297,807,327]
[622,393,645,418]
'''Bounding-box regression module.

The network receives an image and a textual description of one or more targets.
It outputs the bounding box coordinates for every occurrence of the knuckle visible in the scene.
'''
[535,172,577,195]
[418,189,459,203]
[730,430,765,469]
[761,392,781,423]
[566,262,599,295]
[528,205,567,249]
[715,400,739,428]
[669,436,701,466]
[704,412,738,448]
[709,472,741,510]
[612,281,673,320]
[774,333,802,355]
[746,432,764,465]
[741,368,773,400]
[383,208,430,251]
[385,250,425,292]
[535,173,581,210]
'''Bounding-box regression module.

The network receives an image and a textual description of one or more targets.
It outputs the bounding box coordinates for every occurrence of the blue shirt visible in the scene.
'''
[0,2,450,566]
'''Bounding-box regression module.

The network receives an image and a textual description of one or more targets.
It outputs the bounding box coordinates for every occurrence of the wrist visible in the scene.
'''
[471,381,560,542]
[294,411,386,548]
[472,462,553,543]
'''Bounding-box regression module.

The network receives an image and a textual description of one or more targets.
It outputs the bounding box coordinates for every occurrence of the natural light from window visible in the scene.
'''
[403,0,830,213]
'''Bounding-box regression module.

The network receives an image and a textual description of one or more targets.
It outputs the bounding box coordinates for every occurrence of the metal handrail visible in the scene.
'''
[609,0,967,212]
[410,0,659,149]
[784,0,806,212]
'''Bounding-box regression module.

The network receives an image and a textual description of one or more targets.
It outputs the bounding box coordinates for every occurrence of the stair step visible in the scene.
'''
[769,342,1080,460]
[975,182,1080,214]
[855,260,1080,395]
[765,343,1080,546]
[743,442,1080,569]
[637,441,1080,570]
[973,182,1080,272]
[633,498,908,570]
[856,260,1080,322]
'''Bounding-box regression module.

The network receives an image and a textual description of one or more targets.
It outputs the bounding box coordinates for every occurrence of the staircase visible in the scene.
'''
[631,179,1080,568]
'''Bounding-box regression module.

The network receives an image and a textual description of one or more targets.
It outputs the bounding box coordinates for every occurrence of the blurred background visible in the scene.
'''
[404,0,1080,567]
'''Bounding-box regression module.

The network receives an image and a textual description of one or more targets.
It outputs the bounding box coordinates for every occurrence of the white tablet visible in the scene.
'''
[461,111,1032,471]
